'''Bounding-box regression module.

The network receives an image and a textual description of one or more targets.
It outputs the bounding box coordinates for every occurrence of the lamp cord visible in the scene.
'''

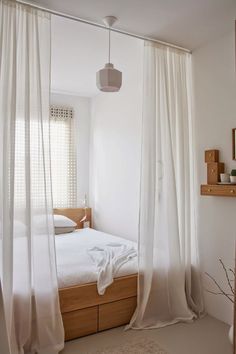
[108,28,111,63]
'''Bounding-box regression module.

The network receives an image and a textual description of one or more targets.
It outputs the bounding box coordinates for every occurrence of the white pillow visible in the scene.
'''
[53,215,77,228]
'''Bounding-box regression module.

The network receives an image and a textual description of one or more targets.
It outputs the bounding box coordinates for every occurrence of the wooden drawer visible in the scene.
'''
[98,296,137,331]
[201,184,236,197]
[62,306,98,341]
[59,274,137,313]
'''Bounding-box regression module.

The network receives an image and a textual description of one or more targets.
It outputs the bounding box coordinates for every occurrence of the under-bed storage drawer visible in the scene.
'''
[98,296,137,331]
[62,306,98,341]
[59,275,137,313]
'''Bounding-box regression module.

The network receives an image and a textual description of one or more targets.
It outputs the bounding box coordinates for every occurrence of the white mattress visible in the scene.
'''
[55,228,138,288]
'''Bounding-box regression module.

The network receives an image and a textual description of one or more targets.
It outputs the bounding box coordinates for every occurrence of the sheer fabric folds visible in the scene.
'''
[0,1,64,353]
[128,42,204,329]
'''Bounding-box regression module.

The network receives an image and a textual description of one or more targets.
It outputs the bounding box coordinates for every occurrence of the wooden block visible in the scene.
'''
[205,150,219,163]
[207,162,224,184]
[62,306,98,341]
[98,297,137,331]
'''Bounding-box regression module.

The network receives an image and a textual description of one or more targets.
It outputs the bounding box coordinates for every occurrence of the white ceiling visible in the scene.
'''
[32,0,236,97]
[31,0,236,49]
[51,16,143,97]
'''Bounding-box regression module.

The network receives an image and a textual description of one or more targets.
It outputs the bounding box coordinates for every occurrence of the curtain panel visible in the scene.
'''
[0,1,64,353]
[128,42,204,329]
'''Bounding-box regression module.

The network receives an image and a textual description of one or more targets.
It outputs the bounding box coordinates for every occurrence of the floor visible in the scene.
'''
[61,315,233,354]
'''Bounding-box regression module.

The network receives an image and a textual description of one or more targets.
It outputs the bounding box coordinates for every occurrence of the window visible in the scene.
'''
[14,119,52,209]
[13,106,77,209]
[50,106,77,208]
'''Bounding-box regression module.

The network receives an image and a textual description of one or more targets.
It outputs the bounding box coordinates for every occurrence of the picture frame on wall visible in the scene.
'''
[232,128,236,160]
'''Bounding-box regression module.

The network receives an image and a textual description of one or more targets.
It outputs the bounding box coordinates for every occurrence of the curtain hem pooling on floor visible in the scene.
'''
[0,1,64,352]
[128,41,204,329]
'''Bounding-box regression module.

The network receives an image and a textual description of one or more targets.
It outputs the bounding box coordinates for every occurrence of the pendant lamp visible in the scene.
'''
[96,16,122,92]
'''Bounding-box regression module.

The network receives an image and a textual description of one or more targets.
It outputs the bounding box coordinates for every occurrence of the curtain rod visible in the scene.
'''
[16,0,191,54]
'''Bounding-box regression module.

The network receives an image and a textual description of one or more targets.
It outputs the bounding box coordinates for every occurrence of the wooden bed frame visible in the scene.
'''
[54,208,138,341]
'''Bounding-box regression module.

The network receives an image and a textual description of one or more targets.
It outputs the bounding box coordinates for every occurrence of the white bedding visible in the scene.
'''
[55,228,138,290]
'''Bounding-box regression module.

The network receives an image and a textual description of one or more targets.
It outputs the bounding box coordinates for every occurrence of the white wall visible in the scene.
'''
[193,31,236,324]
[51,93,91,205]
[89,35,143,242]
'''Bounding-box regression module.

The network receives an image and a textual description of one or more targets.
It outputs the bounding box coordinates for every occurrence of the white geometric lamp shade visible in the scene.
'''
[96,63,122,92]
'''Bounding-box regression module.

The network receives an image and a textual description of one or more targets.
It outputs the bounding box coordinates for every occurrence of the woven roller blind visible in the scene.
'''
[50,106,77,208]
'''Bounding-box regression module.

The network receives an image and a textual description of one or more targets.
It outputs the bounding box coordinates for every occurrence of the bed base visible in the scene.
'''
[54,208,137,340]
[59,274,137,341]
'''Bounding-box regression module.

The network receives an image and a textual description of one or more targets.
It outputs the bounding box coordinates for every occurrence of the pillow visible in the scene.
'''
[53,215,77,228]
[55,226,75,235]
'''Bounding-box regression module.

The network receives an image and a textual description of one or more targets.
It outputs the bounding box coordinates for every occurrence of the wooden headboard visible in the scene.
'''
[53,208,92,229]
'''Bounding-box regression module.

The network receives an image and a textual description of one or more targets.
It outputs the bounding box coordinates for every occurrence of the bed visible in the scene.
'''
[54,208,138,341]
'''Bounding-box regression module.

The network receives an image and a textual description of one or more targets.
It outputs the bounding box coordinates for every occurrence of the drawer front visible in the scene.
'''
[99,297,137,331]
[62,306,98,341]
[201,185,236,197]
[59,274,137,313]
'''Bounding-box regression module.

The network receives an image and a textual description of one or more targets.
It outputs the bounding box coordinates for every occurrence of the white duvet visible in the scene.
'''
[55,228,138,292]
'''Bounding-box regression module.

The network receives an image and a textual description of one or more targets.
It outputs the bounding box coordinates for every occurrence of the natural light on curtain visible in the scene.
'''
[0,1,64,353]
[128,42,204,329]
[50,106,77,208]
[14,106,77,209]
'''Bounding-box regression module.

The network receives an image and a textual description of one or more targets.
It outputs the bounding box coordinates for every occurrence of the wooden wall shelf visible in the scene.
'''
[201,184,236,197]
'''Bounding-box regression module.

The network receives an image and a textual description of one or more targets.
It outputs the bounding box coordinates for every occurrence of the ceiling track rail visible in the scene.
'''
[16,0,192,54]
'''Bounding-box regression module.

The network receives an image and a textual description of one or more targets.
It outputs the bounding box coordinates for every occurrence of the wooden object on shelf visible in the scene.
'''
[205,149,219,163]
[201,184,236,197]
[207,162,224,184]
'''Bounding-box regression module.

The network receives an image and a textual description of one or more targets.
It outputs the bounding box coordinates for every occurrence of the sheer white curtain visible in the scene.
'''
[0,1,64,353]
[129,42,204,329]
